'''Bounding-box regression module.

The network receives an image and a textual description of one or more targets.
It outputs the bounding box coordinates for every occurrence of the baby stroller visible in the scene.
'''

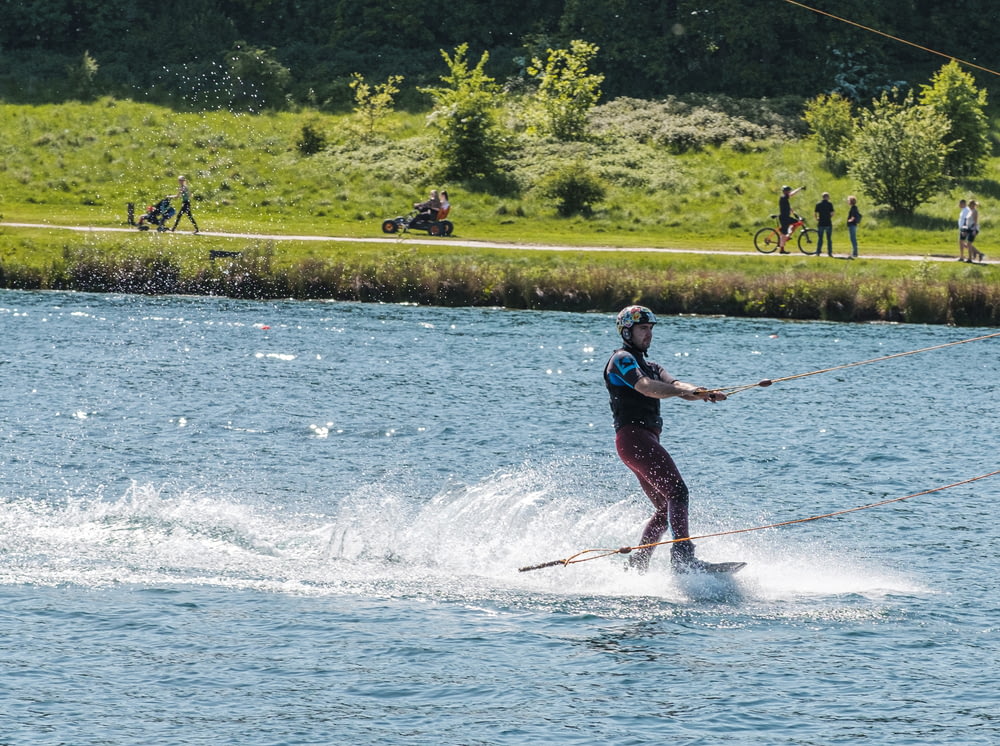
[136,197,176,232]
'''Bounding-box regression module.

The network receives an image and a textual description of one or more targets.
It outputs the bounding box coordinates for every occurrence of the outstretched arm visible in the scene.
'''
[635,377,726,402]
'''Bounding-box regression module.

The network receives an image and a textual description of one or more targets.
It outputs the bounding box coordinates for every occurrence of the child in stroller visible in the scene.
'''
[136,197,176,231]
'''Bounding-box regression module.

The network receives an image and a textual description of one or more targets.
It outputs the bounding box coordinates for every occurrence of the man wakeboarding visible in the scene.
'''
[604,305,744,575]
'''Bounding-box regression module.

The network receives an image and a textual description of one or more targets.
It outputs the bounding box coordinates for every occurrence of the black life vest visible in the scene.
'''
[604,344,663,432]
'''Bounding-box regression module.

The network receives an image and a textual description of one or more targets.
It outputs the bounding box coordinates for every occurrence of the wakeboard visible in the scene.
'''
[680,561,746,575]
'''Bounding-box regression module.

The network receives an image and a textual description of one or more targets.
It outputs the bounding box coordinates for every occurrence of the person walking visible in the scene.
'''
[957,199,970,262]
[814,191,835,257]
[846,195,861,259]
[604,305,729,574]
[171,176,199,234]
[966,200,984,263]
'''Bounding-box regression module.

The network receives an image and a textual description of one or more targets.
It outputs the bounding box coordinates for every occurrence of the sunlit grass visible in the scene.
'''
[1,98,998,324]
[2,97,995,252]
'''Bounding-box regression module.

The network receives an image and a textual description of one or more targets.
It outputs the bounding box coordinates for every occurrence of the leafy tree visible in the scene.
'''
[67,50,100,100]
[420,44,511,181]
[225,41,292,110]
[526,40,604,141]
[848,91,952,216]
[918,59,991,177]
[349,72,404,142]
[803,93,855,175]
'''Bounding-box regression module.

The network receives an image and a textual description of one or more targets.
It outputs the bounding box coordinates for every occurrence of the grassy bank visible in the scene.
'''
[1,99,998,325]
[2,229,997,325]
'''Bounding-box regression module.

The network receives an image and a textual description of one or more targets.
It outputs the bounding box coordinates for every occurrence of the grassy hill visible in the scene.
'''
[1,98,997,325]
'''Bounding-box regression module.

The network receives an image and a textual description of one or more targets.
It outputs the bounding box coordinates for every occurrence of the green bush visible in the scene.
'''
[589,96,801,152]
[803,93,854,175]
[296,121,327,155]
[537,162,607,216]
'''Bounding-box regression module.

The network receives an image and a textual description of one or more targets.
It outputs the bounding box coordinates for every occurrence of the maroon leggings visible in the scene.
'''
[615,425,690,566]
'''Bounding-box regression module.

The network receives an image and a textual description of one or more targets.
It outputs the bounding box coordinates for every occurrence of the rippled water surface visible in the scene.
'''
[1,289,998,745]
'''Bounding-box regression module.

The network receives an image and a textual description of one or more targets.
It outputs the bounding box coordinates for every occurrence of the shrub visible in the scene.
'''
[537,162,607,216]
[589,96,800,152]
[296,121,327,155]
[349,73,404,142]
[803,93,854,175]
[525,40,604,141]
[848,90,951,216]
[420,44,511,181]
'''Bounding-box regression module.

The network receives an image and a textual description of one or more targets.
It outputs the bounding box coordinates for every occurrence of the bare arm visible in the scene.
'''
[634,377,726,402]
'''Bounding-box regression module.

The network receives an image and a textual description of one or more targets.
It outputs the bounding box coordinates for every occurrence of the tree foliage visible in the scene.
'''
[349,73,404,142]
[848,91,952,216]
[526,40,604,141]
[803,93,855,175]
[3,0,1000,106]
[420,44,510,181]
[918,60,991,177]
[225,41,292,110]
[66,51,100,100]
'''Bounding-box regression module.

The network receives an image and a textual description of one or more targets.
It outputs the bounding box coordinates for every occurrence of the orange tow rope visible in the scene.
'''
[518,470,1000,572]
[718,331,1000,397]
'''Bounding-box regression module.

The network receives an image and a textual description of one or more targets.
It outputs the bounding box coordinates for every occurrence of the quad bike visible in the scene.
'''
[381,209,453,236]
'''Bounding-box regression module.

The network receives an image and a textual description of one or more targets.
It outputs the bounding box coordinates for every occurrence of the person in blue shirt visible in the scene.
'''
[604,305,726,573]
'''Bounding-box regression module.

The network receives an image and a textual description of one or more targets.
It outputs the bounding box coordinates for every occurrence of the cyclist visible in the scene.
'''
[777,185,805,254]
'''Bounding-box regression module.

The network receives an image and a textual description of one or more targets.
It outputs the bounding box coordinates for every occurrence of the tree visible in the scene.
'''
[526,40,604,141]
[225,41,292,111]
[803,93,854,175]
[67,50,100,100]
[420,44,511,181]
[349,72,404,142]
[848,91,952,216]
[918,59,991,177]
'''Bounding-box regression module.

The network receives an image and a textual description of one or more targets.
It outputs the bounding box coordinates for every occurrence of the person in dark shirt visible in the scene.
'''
[846,195,862,259]
[604,305,727,573]
[777,185,805,253]
[814,191,835,257]
[170,176,199,234]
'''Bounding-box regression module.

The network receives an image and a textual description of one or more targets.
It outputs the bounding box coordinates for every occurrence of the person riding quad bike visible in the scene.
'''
[410,189,442,231]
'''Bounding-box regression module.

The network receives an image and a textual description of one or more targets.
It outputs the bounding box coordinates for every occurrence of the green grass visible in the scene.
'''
[2,97,993,251]
[1,98,998,325]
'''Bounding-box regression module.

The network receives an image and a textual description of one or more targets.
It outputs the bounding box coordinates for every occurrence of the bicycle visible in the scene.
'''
[754,213,818,255]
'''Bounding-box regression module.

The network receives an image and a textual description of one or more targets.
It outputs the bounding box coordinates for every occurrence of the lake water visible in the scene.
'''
[1,289,998,745]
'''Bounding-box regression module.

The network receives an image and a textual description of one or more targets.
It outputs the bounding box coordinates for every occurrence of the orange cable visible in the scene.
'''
[518,470,1000,572]
[718,331,1000,396]
[780,0,1000,78]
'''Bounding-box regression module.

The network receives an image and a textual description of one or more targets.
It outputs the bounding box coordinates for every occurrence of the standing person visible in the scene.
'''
[966,200,983,263]
[604,305,728,574]
[846,196,861,259]
[777,185,805,254]
[957,199,970,262]
[814,192,835,257]
[171,176,199,234]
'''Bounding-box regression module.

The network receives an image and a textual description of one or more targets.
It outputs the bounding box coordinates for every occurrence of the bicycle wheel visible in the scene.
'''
[754,227,781,254]
[798,228,819,255]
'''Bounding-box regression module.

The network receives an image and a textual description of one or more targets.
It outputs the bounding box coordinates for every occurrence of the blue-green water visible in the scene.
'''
[1,289,998,745]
